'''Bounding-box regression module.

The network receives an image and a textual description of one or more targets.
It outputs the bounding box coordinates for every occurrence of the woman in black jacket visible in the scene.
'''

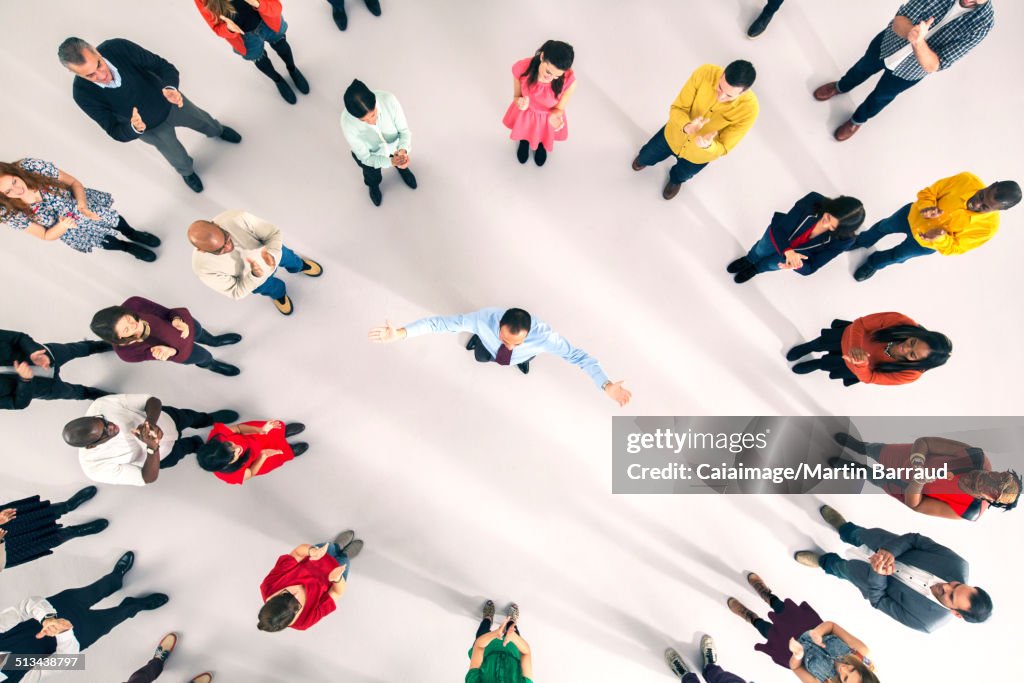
[728,194,865,283]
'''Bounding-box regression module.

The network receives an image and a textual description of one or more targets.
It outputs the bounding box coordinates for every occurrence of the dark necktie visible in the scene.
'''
[495,344,513,366]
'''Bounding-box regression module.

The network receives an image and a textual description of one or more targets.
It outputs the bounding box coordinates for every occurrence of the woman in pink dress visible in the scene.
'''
[502,40,576,166]
[197,419,308,485]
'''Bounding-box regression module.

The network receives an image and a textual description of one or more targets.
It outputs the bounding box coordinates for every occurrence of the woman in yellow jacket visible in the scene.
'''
[632,61,759,200]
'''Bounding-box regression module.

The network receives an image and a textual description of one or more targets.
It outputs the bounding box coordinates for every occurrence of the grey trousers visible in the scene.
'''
[138,94,223,176]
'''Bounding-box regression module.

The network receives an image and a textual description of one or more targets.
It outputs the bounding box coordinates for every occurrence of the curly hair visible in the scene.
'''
[0,161,70,221]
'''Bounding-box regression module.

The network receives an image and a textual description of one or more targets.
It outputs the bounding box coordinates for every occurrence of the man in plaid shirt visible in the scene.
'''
[814,0,995,141]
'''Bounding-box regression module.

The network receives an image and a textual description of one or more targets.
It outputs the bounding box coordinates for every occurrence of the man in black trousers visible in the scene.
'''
[747,1,784,38]
[0,329,110,411]
[58,37,241,193]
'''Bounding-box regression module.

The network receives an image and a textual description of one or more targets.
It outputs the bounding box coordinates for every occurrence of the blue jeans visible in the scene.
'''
[315,542,351,581]
[237,19,289,61]
[636,126,708,184]
[854,203,934,270]
[252,245,305,300]
[836,31,920,125]
[746,231,783,272]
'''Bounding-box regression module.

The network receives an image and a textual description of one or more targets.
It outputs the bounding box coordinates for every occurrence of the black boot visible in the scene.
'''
[205,333,242,347]
[58,519,109,540]
[534,144,548,167]
[106,238,157,262]
[115,218,161,248]
[516,140,529,164]
[332,4,348,30]
[397,167,417,189]
[727,257,752,274]
[734,266,759,284]
[204,360,241,377]
[364,0,381,16]
[786,336,827,361]
[747,8,776,38]
[792,359,825,375]
[60,485,98,513]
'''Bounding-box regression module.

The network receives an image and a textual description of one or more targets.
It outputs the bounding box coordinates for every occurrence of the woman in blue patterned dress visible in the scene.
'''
[0,158,161,261]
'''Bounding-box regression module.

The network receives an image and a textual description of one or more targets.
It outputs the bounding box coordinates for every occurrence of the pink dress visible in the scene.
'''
[502,57,576,150]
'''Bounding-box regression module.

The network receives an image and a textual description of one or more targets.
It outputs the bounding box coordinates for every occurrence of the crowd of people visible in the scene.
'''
[1,1,1020,681]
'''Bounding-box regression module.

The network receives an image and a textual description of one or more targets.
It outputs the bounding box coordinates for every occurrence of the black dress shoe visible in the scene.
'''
[115,551,135,577]
[288,67,310,94]
[516,140,529,164]
[734,266,758,284]
[727,257,752,274]
[369,185,383,206]
[284,422,306,437]
[792,359,824,374]
[534,144,547,167]
[207,333,242,347]
[466,334,481,351]
[122,242,158,262]
[364,0,381,16]
[853,263,877,281]
[218,126,242,143]
[130,231,162,248]
[517,360,531,375]
[136,593,170,611]
[785,342,815,362]
[275,79,297,104]
[60,519,109,539]
[397,167,417,189]
[182,173,204,193]
[63,485,98,512]
[205,410,240,425]
[206,360,241,376]
[291,442,309,457]
[332,6,348,30]
[747,10,774,38]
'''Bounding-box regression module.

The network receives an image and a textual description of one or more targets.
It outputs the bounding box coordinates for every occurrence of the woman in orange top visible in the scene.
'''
[194,0,308,104]
[787,312,951,386]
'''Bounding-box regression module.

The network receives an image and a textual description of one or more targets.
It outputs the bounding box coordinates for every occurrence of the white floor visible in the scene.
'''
[1,1,1022,681]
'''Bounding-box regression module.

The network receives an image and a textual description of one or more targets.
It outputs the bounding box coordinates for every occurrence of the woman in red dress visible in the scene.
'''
[196,419,308,485]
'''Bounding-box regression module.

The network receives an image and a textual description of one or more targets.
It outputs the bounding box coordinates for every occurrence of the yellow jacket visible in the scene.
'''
[663,64,759,164]
[909,172,999,255]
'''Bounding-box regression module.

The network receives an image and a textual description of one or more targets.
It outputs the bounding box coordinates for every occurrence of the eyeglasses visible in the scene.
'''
[208,227,233,255]
[83,416,117,447]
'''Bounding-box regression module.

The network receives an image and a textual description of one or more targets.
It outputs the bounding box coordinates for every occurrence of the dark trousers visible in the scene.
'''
[752,593,787,638]
[181,322,218,368]
[47,569,138,650]
[475,617,521,641]
[636,126,708,185]
[125,658,163,683]
[138,95,224,177]
[836,31,920,125]
[27,340,108,402]
[682,665,750,683]
[854,203,935,270]
[351,153,383,188]
[764,0,784,12]
[159,406,212,468]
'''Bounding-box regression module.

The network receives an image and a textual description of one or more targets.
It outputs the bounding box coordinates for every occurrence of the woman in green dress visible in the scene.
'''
[467,600,533,683]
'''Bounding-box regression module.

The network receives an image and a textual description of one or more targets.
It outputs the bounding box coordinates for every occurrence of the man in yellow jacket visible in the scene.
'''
[632,61,759,200]
[853,172,1021,281]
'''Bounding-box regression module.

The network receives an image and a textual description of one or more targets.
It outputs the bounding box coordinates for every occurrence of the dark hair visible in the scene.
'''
[961,587,993,623]
[520,40,574,98]
[57,37,93,66]
[258,591,302,632]
[991,180,1022,209]
[197,439,248,474]
[723,60,757,90]
[870,325,952,374]
[343,79,376,118]
[990,470,1021,511]
[817,195,866,240]
[0,161,72,222]
[90,306,134,344]
[499,308,532,335]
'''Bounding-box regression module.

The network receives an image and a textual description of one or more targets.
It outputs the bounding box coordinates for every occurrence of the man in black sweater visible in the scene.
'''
[0,329,111,411]
[58,37,241,193]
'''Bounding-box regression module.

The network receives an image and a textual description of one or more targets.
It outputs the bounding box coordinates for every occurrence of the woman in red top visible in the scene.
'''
[786,312,951,386]
[197,420,308,484]
[257,531,364,632]
[831,432,1021,520]
[90,297,241,376]
[194,0,308,104]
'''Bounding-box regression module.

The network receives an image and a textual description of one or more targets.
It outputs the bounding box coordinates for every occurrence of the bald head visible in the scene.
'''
[188,220,232,254]
[62,416,114,448]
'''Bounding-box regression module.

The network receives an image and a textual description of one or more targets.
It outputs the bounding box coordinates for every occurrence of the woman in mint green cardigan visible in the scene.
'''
[467,601,533,683]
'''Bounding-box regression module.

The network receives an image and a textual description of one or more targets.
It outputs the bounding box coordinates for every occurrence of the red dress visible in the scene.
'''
[207,421,294,485]
[876,444,991,520]
[259,553,340,631]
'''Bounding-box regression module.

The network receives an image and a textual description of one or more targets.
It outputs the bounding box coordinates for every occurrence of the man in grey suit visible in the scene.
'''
[793,505,992,633]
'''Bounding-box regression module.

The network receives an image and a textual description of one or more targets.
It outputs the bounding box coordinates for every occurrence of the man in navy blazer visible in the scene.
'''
[58,37,241,193]
[794,505,992,633]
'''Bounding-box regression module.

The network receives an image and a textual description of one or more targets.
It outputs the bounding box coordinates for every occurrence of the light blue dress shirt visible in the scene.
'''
[403,307,611,390]
[94,60,122,89]
[339,90,411,169]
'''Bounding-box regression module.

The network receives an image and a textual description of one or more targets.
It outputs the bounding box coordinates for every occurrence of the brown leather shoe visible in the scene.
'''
[747,573,774,606]
[727,597,760,624]
[662,181,682,200]
[813,82,839,101]
[190,674,213,683]
[631,156,646,171]
[833,120,861,142]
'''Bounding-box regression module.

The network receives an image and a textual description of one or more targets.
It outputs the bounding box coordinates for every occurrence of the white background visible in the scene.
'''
[0,1,1021,681]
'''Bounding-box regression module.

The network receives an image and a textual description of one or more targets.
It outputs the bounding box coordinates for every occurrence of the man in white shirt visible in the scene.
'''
[794,505,992,633]
[0,552,167,682]
[60,394,237,486]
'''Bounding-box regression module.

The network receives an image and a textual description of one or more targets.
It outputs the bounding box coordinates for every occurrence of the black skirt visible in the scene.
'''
[1,495,64,568]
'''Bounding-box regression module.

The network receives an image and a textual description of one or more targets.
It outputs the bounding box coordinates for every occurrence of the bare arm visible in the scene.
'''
[913,436,971,457]
[55,169,89,210]
[512,76,522,99]
[23,219,73,242]
[552,80,577,113]
[289,544,313,561]
[891,15,914,38]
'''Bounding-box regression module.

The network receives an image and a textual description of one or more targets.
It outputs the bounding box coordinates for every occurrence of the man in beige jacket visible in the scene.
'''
[188,209,322,316]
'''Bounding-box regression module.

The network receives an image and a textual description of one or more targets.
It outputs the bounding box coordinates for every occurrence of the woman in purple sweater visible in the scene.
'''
[89,296,242,376]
